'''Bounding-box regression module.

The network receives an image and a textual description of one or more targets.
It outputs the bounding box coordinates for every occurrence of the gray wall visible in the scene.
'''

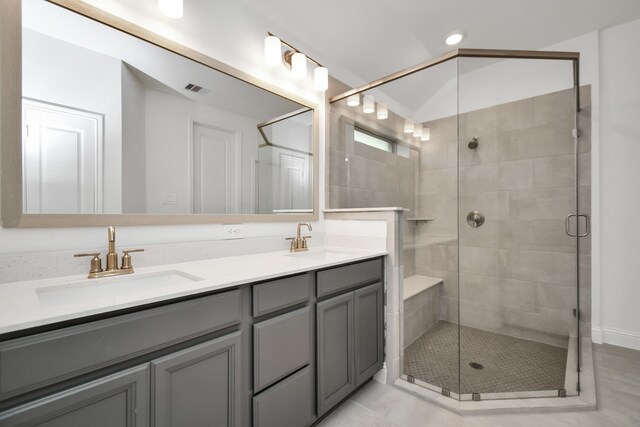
[411,87,592,347]
[327,101,418,212]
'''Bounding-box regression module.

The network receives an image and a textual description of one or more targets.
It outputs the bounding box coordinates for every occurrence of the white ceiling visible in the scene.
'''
[75,0,640,120]
[239,0,640,87]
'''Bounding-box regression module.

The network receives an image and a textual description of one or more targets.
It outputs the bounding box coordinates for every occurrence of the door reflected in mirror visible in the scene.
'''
[21,0,314,216]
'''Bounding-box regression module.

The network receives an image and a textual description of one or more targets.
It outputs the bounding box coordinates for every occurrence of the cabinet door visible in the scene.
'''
[354,282,384,386]
[152,332,242,427]
[317,292,354,416]
[0,365,149,427]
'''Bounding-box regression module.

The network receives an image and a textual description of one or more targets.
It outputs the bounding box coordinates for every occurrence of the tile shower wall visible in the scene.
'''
[414,87,592,346]
[327,103,418,212]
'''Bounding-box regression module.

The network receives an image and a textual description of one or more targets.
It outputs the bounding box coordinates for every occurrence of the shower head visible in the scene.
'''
[468,137,479,149]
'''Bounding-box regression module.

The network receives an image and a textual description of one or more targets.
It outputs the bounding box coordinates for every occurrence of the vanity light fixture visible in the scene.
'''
[265,32,329,91]
[421,127,431,141]
[404,119,414,134]
[363,95,375,114]
[290,52,307,80]
[159,0,183,19]
[446,32,464,46]
[264,35,282,66]
[377,103,388,120]
[413,123,423,138]
[347,94,360,107]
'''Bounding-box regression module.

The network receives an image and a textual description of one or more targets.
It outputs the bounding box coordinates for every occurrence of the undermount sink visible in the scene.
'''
[285,248,356,261]
[36,270,204,305]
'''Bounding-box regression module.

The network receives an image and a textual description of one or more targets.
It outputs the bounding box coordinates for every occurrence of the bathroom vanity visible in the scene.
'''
[0,251,385,427]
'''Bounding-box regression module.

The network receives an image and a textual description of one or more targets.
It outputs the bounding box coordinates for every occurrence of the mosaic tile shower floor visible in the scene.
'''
[403,321,568,394]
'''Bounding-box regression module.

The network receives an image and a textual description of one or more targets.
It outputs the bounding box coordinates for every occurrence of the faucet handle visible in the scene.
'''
[121,249,144,271]
[285,237,298,251]
[74,253,103,274]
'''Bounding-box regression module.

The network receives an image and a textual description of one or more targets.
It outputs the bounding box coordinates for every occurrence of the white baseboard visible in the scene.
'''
[592,327,640,350]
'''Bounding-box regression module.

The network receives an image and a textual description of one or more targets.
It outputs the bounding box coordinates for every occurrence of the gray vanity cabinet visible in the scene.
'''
[354,282,384,386]
[317,292,355,416]
[316,258,384,417]
[0,364,149,426]
[152,331,242,427]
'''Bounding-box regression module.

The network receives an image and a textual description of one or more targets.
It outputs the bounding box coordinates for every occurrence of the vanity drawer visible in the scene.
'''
[253,306,311,393]
[317,258,383,299]
[253,366,313,427]
[0,289,241,401]
[253,274,311,317]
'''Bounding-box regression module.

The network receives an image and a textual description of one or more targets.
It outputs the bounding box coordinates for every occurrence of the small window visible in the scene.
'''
[354,128,393,153]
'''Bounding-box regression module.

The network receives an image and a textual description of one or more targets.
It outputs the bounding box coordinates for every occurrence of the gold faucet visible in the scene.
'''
[286,223,312,252]
[75,226,144,279]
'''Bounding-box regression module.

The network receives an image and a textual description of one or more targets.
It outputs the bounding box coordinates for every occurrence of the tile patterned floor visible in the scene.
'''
[403,321,567,394]
[317,344,640,427]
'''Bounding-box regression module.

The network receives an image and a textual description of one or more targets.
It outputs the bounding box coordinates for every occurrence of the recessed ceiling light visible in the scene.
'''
[445,32,464,46]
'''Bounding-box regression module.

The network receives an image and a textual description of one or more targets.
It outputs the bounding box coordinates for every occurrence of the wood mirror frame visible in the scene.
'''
[0,0,319,228]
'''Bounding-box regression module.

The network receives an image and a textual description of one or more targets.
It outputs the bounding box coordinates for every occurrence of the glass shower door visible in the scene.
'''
[457,57,581,400]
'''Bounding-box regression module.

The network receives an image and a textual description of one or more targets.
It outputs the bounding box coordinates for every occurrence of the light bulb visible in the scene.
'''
[264,36,281,67]
[404,119,414,134]
[421,127,431,141]
[363,95,375,114]
[314,67,328,91]
[159,0,183,19]
[377,103,388,120]
[446,32,464,46]
[291,52,307,80]
[347,94,360,107]
[413,123,422,137]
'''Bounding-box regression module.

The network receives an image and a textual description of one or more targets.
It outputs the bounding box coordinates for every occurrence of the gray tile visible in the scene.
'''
[460,191,510,221]
[418,168,457,195]
[533,154,576,188]
[418,193,457,219]
[460,163,498,194]
[508,187,575,221]
[498,159,533,190]
[533,88,576,126]
[459,133,498,167]
[460,246,499,277]
[497,120,574,161]
[460,218,499,248]
[496,98,535,132]
[420,137,452,170]
[498,249,577,286]
[317,400,399,427]
[465,106,497,137]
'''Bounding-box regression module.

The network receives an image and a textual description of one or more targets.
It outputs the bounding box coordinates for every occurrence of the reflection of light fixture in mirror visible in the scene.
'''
[265,32,329,91]
[404,119,414,133]
[159,0,183,19]
[413,123,422,137]
[314,67,328,91]
[347,94,360,107]
[377,103,388,120]
[363,95,375,114]
[446,32,464,46]
[421,127,431,141]
[264,35,281,67]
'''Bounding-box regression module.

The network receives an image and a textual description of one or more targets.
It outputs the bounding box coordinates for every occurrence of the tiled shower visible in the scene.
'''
[328,53,591,402]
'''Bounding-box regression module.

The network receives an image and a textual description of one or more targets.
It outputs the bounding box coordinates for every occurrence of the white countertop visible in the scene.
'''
[0,246,386,335]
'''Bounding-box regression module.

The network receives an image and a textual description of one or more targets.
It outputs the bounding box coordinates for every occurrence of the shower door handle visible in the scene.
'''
[565,213,590,237]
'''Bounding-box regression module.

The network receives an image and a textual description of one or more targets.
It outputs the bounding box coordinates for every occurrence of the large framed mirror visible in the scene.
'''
[0,0,319,227]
